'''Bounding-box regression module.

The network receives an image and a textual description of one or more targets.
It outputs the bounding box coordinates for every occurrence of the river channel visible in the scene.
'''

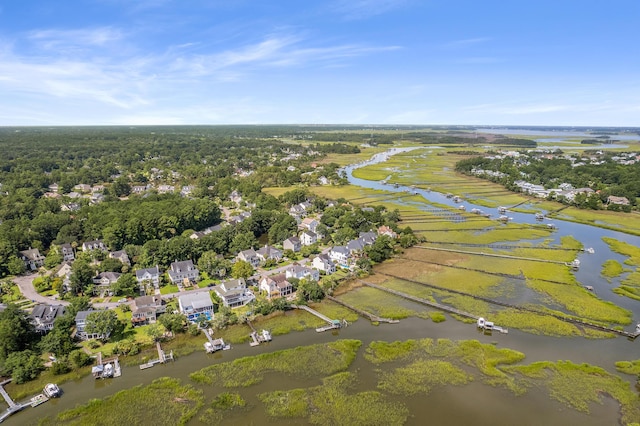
[10,147,640,425]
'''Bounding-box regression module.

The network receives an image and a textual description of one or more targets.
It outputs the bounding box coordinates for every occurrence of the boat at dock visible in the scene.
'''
[30,394,48,407]
[535,213,545,220]
[43,383,60,398]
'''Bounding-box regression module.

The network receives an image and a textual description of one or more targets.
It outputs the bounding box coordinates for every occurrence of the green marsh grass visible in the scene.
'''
[259,372,409,426]
[601,259,624,279]
[190,340,361,387]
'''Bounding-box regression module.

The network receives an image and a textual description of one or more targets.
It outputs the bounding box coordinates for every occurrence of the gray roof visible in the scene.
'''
[136,266,160,279]
[179,292,213,310]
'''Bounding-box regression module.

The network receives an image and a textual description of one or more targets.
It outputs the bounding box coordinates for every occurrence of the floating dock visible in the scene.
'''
[0,379,58,423]
[203,328,229,352]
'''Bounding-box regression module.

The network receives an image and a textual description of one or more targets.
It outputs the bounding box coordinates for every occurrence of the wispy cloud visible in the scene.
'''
[330,0,407,20]
[27,27,125,54]
[441,37,492,49]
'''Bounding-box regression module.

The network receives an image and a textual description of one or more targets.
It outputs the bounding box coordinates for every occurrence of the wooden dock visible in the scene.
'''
[361,281,478,320]
[326,295,399,324]
[292,304,347,332]
[140,342,174,369]
[368,274,640,340]
[0,379,54,423]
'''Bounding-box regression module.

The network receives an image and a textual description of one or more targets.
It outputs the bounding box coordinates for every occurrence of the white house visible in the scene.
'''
[285,264,320,282]
[214,278,255,308]
[168,260,199,284]
[237,249,260,268]
[300,230,317,246]
[259,274,293,299]
[329,246,350,267]
[256,245,283,263]
[178,292,214,322]
[299,217,319,233]
[82,240,107,252]
[136,266,161,294]
[59,243,75,262]
[312,254,336,274]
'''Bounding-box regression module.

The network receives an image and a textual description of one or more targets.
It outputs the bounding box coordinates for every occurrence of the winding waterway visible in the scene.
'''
[9,147,640,426]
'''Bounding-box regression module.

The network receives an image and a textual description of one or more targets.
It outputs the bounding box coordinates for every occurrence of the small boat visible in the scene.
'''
[31,394,48,407]
[103,363,114,378]
[259,329,272,342]
[458,205,466,211]
[43,383,61,398]
[453,196,461,203]
[565,259,580,270]
[498,206,507,214]
[535,213,545,220]
[636,323,640,333]
[585,247,595,254]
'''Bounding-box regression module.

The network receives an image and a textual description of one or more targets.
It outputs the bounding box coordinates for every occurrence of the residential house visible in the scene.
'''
[329,246,350,267]
[285,264,320,282]
[214,278,255,308]
[178,292,214,322]
[109,250,131,266]
[318,176,329,185]
[282,237,301,253]
[157,185,175,194]
[229,190,242,204]
[346,238,366,254]
[74,183,92,193]
[180,185,194,197]
[82,240,107,252]
[131,295,166,326]
[299,217,319,233]
[75,310,109,340]
[237,249,260,268]
[168,260,199,284]
[60,243,75,262]
[136,266,161,295]
[377,225,398,239]
[131,185,150,194]
[256,245,283,264]
[359,231,377,245]
[19,248,45,270]
[48,183,60,193]
[61,202,81,212]
[92,271,121,296]
[30,304,66,334]
[55,262,73,292]
[259,274,293,299]
[300,230,317,246]
[189,231,207,240]
[312,254,336,275]
[607,195,630,206]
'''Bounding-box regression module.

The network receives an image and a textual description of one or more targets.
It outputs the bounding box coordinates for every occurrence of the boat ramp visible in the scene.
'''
[140,341,174,369]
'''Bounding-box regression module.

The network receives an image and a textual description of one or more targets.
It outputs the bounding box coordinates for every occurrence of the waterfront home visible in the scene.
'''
[285,264,320,282]
[237,248,260,268]
[259,274,293,299]
[82,240,107,252]
[312,254,336,274]
[30,304,66,334]
[607,195,630,206]
[131,295,166,326]
[75,310,109,340]
[19,247,45,270]
[283,236,302,253]
[178,292,214,322]
[359,231,377,245]
[109,250,131,266]
[256,245,283,263]
[214,278,255,308]
[167,260,199,284]
[329,246,350,267]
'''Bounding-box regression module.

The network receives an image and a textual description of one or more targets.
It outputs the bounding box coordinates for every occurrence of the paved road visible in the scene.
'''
[12,273,121,309]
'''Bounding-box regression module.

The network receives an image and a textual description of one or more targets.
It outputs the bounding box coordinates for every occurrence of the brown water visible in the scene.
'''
[9,313,635,426]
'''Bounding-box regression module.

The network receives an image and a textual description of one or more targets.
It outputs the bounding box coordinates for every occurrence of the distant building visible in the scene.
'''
[312,254,336,275]
[82,240,107,252]
[283,237,302,253]
[136,266,161,294]
[109,250,131,266]
[237,249,260,268]
[75,310,110,340]
[60,243,75,262]
[92,271,121,296]
[259,274,293,299]
[286,264,320,282]
[256,245,283,263]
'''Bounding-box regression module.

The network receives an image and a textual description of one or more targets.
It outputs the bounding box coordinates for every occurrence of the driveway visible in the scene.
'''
[13,273,70,306]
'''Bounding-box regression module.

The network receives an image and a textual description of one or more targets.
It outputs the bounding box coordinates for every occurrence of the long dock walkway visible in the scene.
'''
[414,245,567,265]
[0,380,26,423]
[361,281,478,320]
[291,304,345,332]
[326,296,398,324]
[369,274,640,340]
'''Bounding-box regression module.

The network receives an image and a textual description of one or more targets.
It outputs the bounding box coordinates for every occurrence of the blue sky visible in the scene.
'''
[1,0,638,126]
